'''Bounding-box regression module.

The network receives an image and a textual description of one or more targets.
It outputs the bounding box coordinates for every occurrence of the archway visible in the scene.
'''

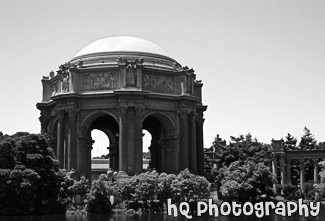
[142,113,177,173]
[142,129,152,171]
[83,113,119,179]
[91,129,110,159]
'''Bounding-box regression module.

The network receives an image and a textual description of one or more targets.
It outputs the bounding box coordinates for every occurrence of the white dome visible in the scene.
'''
[75,36,171,58]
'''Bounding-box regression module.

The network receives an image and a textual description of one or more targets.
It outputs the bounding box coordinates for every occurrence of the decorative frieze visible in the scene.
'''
[143,74,174,93]
[83,72,117,91]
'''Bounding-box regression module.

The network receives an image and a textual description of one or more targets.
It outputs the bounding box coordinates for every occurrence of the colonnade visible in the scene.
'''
[179,108,205,175]
[271,153,320,194]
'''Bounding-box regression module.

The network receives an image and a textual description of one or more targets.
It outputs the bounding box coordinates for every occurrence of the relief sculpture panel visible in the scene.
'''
[83,72,117,91]
[143,74,174,93]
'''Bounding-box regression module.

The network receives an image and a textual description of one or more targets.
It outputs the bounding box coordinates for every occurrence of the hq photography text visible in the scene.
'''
[167,198,320,219]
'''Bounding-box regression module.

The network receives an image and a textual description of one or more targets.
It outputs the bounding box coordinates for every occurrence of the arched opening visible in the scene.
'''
[142,129,152,171]
[91,129,110,159]
[143,116,163,172]
[89,114,119,179]
[142,114,176,173]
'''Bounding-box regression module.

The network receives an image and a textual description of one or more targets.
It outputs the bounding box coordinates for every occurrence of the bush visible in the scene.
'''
[110,169,210,210]
[219,161,275,202]
[171,169,210,203]
[304,181,316,200]
[86,174,114,214]
[278,184,300,200]
[59,169,90,212]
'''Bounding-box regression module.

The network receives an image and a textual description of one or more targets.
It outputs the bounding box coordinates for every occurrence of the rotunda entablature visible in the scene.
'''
[39,36,204,103]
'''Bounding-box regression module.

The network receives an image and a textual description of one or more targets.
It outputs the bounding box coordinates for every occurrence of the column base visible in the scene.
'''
[116,171,130,182]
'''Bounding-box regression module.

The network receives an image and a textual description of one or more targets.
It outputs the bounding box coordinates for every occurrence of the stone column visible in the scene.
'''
[196,110,205,176]
[78,136,92,179]
[56,110,65,168]
[118,106,128,176]
[300,161,305,196]
[165,139,177,173]
[135,106,144,174]
[272,155,278,193]
[279,157,285,194]
[160,145,166,172]
[125,108,136,175]
[189,111,197,174]
[286,159,291,184]
[68,108,77,171]
[180,109,189,170]
[314,159,319,183]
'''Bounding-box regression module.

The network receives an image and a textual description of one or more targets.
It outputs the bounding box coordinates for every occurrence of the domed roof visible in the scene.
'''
[75,36,171,58]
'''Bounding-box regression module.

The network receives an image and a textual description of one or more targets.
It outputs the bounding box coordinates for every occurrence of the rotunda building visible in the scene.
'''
[37,36,207,179]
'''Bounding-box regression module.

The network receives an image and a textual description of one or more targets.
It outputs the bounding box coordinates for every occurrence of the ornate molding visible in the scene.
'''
[135,105,145,116]
[83,72,117,91]
[39,113,49,134]
[117,105,128,116]
[143,74,174,93]
[179,108,192,118]
[55,110,65,119]
[67,108,78,117]
[117,57,143,67]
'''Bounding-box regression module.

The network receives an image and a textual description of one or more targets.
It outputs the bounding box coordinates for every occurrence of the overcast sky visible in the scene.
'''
[1,0,325,155]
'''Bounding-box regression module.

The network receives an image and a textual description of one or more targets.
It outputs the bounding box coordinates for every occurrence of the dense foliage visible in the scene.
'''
[0,132,64,215]
[86,174,114,214]
[219,161,275,202]
[314,160,325,200]
[205,134,272,187]
[59,169,90,212]
[116,169,210,204]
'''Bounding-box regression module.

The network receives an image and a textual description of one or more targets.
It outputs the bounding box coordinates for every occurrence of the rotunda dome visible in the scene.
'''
[75,36,171,58]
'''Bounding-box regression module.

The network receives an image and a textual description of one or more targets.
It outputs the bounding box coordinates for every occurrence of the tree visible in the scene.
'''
[283,133,298,151]
[283,133,300,185]
[210,134,272,182]
[219,161,275,202]
[0,132,64,215]
[299,127,317,150]
[299,127,318,182]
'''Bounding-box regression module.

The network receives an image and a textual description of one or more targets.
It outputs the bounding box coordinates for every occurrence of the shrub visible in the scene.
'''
[112,169,210,208]
[219,161,275,202]
[278,184,300,200]
[304,181,316,200]
[86,174,114,214]
[171,169,210,203]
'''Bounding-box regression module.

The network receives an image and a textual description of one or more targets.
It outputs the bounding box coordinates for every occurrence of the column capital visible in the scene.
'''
[67,107,78,117]
[118,105,128,116]
[56,109,65,119]
[179,108,191,118]
[135,105,145,116]
[189,110,198,118]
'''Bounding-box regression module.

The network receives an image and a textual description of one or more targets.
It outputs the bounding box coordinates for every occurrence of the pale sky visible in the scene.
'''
[1,0,325,156]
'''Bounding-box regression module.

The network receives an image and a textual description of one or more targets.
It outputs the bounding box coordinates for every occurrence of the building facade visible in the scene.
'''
[36,36,207,179]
